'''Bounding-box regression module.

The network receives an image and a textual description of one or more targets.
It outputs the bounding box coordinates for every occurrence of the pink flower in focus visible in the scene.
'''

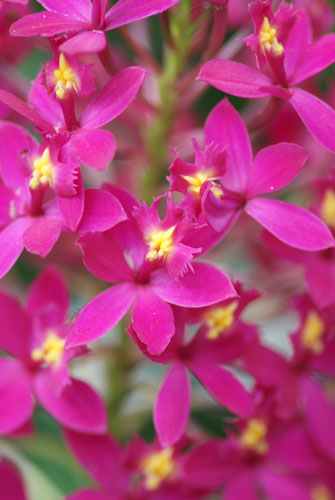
[0,267,108,435]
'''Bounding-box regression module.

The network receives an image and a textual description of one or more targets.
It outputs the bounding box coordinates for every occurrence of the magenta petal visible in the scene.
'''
[64,429,126,495]
[305,257,335,309]
[205,98,252,192]
[0,217,31,279]
[71,129,116,171]
[291,34,335,85]
[131,287,175,355]
[0,293,29,359]
[246,143,308,197]
[198,60,273,98]
[190,363,253,417]
[0,90,53,132]
[38,0,92,21]
[60,31,107,55]
[258,468,310,500]
[301,378,335,460]
[10,12,88,37]
[290,88,335,152]
[224,471,258,500]
[0,459,27,500]
[105,0,180,30]
[67,282,136,348]
[0,358,33,435]
[77,189,127,234]
[26,267,69,325]
[77,232,133,283]
[151,262,237,307]
[245,198,334,250]
[66,490,111,500]
[35,373,107,433]
[80,67,148,129]
[284,11,311,81]
[23,217,62,257]
[154,362,190,447]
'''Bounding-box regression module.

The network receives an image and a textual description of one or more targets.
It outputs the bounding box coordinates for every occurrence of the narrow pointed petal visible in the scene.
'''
[80,67,148,129]
[190,363,253,417]
[23,217,62,257]
[67,282,136,348]
[64,429,126,495]
[27,267,69,325]
[77,231,133,283]
[245,198,334,250]
[291,34,335,85]
[132,287,175,355]
[105,0,180,30]
[0,217,31,279]
[60,31,106,55]
[71,129,116,171]
[246,143,308,197]
[154,362,190,447]
[10,12,88,38]
[0,293,29,359]
[151,262,237,307]
[0,90,53,132]
[205,98,252,192]
[77,189,127,234]
[290,88,335,152]
[38,0,92,21]
[34,374,107,433]
[0,359,33,435]
[284,10,312,81]
[198,60,273,98]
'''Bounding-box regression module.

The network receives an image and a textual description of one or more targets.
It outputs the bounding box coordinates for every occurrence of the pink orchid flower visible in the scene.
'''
[10,0,181,56]
[67,185,237,355]
[200,98,334,251]
[0,121,127,278]
[64,429,208,500]
[0,267,108,435]
[198,1,335,151]
[128,301,256,447]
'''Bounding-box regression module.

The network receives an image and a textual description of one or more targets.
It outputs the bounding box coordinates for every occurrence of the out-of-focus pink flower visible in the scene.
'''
[0,267,108,434]
[198,2,335,151]
[64,429,209,500]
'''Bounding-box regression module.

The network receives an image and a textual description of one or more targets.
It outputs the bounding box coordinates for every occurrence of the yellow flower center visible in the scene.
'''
[31,331,65,366]
[141,447,175,490]
[321,189,335,228]
[301,310,325,354]
[182,170,215,195]
[259,17,284,56]
[311,485,332,500]
[240,419,268,454]
[203,301,238,339]
[29,148,54,190]
[146,226,175,262]
[54,53,78,99]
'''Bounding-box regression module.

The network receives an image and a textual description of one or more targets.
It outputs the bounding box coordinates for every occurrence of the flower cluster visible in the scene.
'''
[0,0,334,499]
